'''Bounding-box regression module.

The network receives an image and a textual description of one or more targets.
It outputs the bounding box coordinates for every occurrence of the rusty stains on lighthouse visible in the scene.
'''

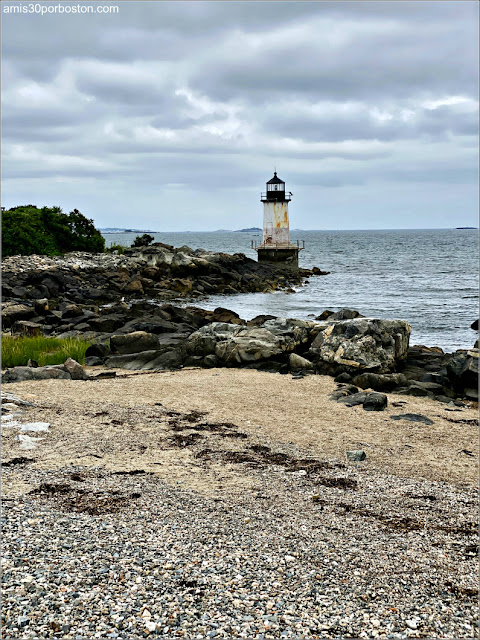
[252,172,304,268]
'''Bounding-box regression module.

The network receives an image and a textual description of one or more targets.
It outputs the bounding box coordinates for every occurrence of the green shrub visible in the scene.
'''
[1,205,105,257]
[132,233,154,247]
[105,243,127,254]
[1,335,91,368]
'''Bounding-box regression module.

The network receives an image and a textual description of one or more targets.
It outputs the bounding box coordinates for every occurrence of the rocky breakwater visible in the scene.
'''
[98,313,411,378]
[2,300,477,402]
[1,244,327,340]
[1,243,327,311]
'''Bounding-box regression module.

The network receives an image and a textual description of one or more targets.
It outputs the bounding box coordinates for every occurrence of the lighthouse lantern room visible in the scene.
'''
[253,172,303,268]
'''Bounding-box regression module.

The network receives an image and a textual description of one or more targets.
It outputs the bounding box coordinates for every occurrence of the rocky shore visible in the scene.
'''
[1,244,327,304]
[2,247,478,639]
[2,245,478,403]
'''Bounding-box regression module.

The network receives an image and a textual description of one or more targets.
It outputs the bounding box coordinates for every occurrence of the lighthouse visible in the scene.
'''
[253,172,303,268]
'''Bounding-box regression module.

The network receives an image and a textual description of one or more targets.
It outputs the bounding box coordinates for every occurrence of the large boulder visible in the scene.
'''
[63,358,89,380]
[2,366,71,383]
[88,314,128,333]
[1,303,36,329]
[316,308,365,321]
[352,372,408,392]
[309,318,411,375]
[446,349,478,399]
[185,318,319,367]
[209,307,245,325]
[110,331,160,354]
[262,318,319,347]
[185,323,239,358]
[289,353,314,372]
[214,327,288,365]
[104,348,184,371]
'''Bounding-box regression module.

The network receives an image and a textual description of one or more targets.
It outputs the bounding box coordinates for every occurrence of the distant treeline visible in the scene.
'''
[2,205,105,257]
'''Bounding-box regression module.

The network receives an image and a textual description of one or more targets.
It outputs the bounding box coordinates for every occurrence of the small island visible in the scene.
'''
[234,227,262,232]
[100,228,158,233]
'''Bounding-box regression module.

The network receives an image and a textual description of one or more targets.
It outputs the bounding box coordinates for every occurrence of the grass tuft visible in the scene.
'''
[105,243,127,254]
[1,335,91,368]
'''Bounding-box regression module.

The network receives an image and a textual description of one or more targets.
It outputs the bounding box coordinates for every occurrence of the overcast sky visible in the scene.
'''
[1,1,478,230]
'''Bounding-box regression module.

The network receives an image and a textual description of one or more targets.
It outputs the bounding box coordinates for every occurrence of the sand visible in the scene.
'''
[1,368,477,497]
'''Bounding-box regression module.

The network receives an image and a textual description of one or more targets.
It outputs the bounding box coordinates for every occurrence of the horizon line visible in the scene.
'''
[100,227,478,233]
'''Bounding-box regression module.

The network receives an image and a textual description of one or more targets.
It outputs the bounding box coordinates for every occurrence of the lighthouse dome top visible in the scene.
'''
[266,171,285,185]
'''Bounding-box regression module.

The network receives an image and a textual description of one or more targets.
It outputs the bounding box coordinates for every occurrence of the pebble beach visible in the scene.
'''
[1,370,478,639]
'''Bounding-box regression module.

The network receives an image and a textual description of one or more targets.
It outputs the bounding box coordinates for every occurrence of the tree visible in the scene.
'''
[1,205,105,257]
[66,209,105,253]
[132,233,155,247]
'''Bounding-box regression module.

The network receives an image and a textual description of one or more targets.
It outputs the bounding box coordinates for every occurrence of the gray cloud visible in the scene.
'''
[1,0,478,230]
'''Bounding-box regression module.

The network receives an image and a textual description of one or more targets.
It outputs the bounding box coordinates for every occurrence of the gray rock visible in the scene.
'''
[85,342,111,358]
[363,392,388,411]
[421,372,449,385]
[183,355,205,367]
[1,303,36,329]
[110,331,160,354]
[435,394,458,404]
[446,349,478,396]
[185,323,239,358]
[397,383,434,398]
[84,356,103,366]
[246,314,277,327]
[334,372,352,383]
[328,308,365,321]
[346,450,366,461]
[34,298,49,314]
[309,317,411,374]
[464,387,478,401]
[352,372,407,392]
[203,354,219,368]
[63,358,89,380]
[11,320,44,336]
[288,353,314,372]
[262,318,319,347]
[88,314,127,333]
[104,347,184,370]
[2,366,71,383]
[209,307,245,325]
[336,391,368,406]
[390,413,434,425]
[215,327,286,364]
[187,318,318,367]
[315,310,334,320]
[60,303,84,319]
[330,384,360,401]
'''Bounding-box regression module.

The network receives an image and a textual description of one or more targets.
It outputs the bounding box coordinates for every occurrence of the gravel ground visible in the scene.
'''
[1,377,478,639]
[2,463,478,640]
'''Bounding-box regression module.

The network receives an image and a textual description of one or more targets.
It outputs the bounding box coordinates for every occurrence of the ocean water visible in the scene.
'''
[103,229,478,352]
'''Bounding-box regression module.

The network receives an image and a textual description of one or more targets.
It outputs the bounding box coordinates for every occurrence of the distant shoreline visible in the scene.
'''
[100,227,477,233]
[100,230,158,234]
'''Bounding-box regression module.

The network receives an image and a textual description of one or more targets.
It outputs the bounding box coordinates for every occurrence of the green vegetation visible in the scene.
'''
[132,233,154,247]
[105,243,127,254]
[1,335,91,368]
[1,205,105,257]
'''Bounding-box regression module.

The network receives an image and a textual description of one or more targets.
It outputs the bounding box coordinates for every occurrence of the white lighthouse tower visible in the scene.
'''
[254,172,302,267]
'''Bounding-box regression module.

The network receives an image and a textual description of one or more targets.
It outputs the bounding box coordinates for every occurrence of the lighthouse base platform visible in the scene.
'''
[256,245,300,268]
